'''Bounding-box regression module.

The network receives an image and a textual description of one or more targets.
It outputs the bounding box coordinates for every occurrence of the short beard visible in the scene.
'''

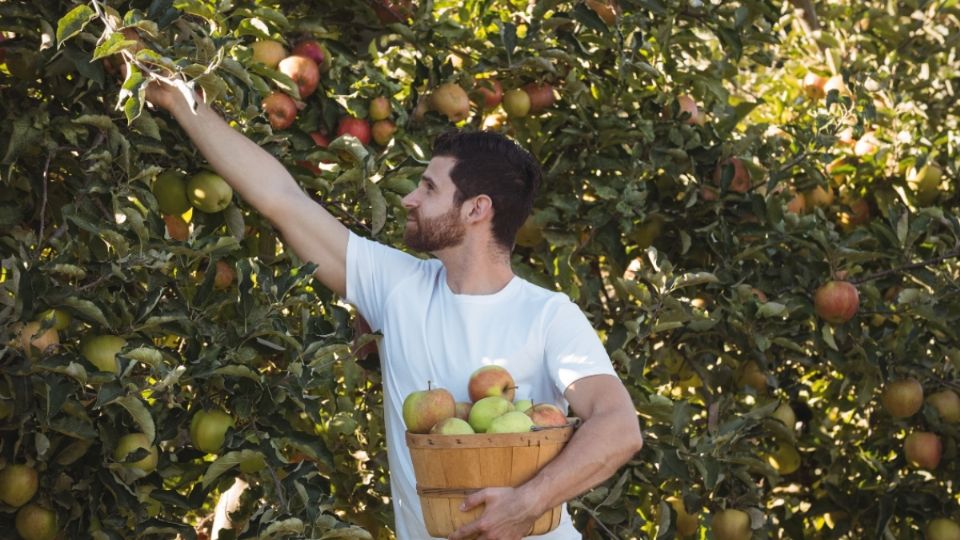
[404,205,466,252]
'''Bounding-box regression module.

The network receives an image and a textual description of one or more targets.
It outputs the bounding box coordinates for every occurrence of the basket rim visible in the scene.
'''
[406,422,576,448]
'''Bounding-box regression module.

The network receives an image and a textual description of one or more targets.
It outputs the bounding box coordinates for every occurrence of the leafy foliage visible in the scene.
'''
[0,0,958,538]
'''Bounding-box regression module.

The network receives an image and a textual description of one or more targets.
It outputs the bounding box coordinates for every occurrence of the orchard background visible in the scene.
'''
[1,0,959,538]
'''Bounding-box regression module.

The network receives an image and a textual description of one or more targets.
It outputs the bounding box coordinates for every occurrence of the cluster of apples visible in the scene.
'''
[253,38,329,131]
[402,366,570,435]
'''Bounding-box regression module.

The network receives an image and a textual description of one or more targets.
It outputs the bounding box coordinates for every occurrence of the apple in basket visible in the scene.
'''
[402,383,456,434]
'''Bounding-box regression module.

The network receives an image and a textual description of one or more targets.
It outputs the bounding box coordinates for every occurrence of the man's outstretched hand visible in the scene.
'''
[448,487,539,540]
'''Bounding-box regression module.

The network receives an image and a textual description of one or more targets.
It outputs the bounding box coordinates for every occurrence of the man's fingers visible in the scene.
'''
[459,489,487,512]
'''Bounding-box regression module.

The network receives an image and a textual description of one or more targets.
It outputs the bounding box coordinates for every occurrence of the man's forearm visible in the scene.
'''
[517,411,642,517]
[166,98,301,218]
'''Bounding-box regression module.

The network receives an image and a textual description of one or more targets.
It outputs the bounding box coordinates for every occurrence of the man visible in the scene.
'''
[146,82,643,540]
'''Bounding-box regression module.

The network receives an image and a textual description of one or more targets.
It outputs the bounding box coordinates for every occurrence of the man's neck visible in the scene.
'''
[434,239,514,295]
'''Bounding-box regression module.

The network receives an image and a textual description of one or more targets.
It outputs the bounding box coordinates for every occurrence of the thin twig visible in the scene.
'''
[849,249,960,285]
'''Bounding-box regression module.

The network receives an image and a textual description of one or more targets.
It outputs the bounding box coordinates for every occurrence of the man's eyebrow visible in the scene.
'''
[421,175,436,188]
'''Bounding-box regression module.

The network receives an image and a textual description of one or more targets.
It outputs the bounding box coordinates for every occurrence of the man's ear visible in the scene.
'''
[465,195,494,223]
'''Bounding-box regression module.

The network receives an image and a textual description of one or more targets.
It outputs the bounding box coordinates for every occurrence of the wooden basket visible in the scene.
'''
[405,424,575,537]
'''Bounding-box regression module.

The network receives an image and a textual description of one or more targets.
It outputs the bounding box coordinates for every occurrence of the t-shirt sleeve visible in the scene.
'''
[344,231,426,332]
[544,298,619,394]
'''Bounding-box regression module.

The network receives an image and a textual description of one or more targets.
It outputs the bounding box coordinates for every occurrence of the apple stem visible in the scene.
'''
[427,380,432,391]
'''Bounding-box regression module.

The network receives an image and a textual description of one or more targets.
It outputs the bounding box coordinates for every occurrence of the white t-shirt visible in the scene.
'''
[345,232,618,540]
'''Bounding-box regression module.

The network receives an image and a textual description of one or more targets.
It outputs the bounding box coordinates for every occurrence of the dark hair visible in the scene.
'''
[432,131,542,250]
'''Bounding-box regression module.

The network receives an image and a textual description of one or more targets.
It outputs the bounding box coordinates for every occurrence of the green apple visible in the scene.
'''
[502,89,531,118]
[468,396,512,433]
[402,385,455,434]
[190,409,235,454]
[187,171,233,213]
[711,508,751,540]
[926,518,960,540]
[513,399,533,413]
[429,417,475,435]
[115,433,158,472]
[0,464,39,507]
[15,503,58,540]
[38,309,71,331]
[80,335,127,374]
[487,411,535,434]
[19,322,59,359]
[152,170,191,215]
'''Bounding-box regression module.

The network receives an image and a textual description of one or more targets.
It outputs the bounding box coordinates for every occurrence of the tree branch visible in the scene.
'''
[850,249,960,285]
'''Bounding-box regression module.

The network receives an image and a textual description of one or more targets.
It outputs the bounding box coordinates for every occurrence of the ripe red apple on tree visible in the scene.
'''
[475,78,503,109]
[292,39,327,71]
[0,464,39,507]
[468,365,517,402]
[214,260,236,290]
[371,120,397,146]
[337,116,372,145]
[278,54,320,98]
[928,389,960,422]
[881,378,924,418]
[814,280,859,324]
[802,72,828,100]
[712,158,750,193]
[431,82,470,122]
[711,508,751,540]
[526,403,567,427]
[163,214,190,241]
[251,39,287,68]
[262,91,298,130]
[523,82,556,114]
[402,383,456,433]
[904,431,942,470]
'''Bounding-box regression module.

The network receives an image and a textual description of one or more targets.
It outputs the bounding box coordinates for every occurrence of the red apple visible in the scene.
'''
[262,92,298,130]
[214,260,235,290]
[163,214,189,241]
[713,157,750,193]
[251,40,287,69]
[522,82,556,114]
[526,403,567,428]
[337,116,372,145]
[476,78,503,110]
[278,54,320,99]
[676,95,700,125]
[881,378,924,418]
[402,384,456,434]
[371,120,397,146]
[431,82,470,123]
[904,431,942,470]
[928,389,960,423]
[802,72,827,100]
[467,365,516,403]
[814,280,859,324]
[292,39,327,71]
[369,96,392,121]
[454,401,472,421]
[309,131,330,148]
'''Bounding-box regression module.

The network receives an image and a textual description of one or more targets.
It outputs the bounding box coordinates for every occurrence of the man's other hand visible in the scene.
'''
[448,487,539,540]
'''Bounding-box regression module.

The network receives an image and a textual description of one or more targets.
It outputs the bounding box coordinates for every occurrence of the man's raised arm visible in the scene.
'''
[146,82,349,297]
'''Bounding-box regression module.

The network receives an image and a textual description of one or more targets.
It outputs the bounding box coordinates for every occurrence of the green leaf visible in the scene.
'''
[756,302,788,318]
[56,4,96,46]
[365,179,387,236]
[91,32,136,61]
[201,450,262,489]
[110,395,156,442]
[49,416,97,439]
[670,272,719,290]
[63,297,110,328]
